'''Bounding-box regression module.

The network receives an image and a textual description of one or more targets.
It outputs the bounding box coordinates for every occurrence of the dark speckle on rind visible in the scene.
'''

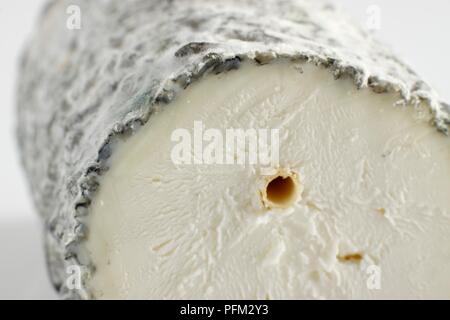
[98,142,112,161]
[368,77,389,94]
[120,52,138,69]
[173,72,192,89]
[155,89,175,104]
[254,52,277,65]
[212,56,241,74]
[175,42,217,58]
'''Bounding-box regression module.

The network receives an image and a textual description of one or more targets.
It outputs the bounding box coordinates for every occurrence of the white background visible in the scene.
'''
[0,0,449,299]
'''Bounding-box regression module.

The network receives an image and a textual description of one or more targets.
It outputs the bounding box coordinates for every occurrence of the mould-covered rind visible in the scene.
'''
[17,0,449,299]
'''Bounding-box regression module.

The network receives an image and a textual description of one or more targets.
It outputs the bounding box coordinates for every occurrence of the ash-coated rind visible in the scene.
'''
[17,0,449,299]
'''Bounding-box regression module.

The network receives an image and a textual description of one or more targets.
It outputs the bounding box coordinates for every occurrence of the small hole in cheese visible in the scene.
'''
[263,173,299,208]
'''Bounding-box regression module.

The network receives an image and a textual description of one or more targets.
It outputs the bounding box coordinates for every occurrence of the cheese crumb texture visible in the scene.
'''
[86,62,450,299]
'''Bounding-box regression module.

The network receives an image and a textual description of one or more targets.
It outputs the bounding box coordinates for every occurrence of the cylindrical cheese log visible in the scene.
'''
[17,0,450,299]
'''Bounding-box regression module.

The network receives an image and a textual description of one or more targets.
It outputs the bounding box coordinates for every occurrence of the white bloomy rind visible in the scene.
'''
[17,0,449,299]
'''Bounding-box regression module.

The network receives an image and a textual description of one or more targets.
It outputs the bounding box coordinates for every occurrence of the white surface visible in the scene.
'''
[87,62,450,299]
[0,0,57,300]
[0,0,449,300]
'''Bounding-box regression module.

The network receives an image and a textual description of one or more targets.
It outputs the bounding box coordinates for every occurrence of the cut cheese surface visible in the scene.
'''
[85,61,450,299]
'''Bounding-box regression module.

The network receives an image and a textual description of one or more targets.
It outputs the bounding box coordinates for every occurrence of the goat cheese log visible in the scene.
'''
[17,0,450,299]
